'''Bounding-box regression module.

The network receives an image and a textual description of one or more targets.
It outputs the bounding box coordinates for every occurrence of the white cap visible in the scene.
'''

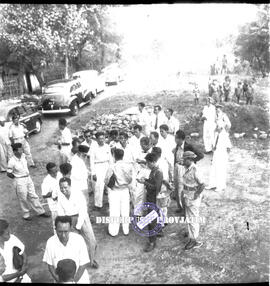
[0,116,5,122]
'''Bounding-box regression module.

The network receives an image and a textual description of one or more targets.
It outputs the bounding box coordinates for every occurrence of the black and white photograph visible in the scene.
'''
[0,3,269,284]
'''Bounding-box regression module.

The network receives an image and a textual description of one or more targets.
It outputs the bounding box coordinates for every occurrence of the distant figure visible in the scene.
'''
[234,82,243,104]
[221,55,228,74]
[223,76,231,102]
[209,79,220,104]
[193,83,200,105]
[245,83,254,105]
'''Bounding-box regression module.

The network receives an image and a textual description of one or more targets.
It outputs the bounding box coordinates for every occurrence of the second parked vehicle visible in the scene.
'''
[40,79,90,116]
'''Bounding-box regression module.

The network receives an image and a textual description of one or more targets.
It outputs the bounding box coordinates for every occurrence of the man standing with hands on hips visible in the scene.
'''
[182,151,205,250]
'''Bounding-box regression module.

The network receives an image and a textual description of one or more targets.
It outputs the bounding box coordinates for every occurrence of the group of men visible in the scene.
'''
[208,76,255,104]
[0,97,233,282]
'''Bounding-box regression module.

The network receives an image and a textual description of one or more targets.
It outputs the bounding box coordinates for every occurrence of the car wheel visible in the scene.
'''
[70,101,79,116]
[34,120,41,134]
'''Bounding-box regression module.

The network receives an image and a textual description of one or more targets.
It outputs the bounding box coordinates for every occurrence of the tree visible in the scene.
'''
[0,4,123,89]
[234,4,269,77]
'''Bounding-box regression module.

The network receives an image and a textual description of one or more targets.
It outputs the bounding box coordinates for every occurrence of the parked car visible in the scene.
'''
[71,70,105,98]
[100,63,124,86]
[0,99,42,134]
[40,78,90,116]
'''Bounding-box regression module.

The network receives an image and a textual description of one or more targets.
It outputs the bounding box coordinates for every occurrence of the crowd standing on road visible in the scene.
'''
[0,73,240,282]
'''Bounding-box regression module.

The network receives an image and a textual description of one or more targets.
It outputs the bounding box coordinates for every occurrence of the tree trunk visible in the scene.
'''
[18,58,25,95]
[65,36,69,79]
[65,50,69,79]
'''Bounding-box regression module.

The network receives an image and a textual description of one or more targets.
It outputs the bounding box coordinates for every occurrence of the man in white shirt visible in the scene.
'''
[149,131,162,153]
[8,114,35,167]
[43,215,91,283]
[80,129,98,169]
[0,116,12,172]
[7,143,50,220]
[90,132,113,209]
[41,162,62,233]
[104,149,133,237]
[152,105,167,132]
[137,102,150,136]
[0,219,31,282]
[129,124,144,155]
[165,108,180,135]
[159,124,175,182]
[55,119,72,165]
[201,97,216,153]
[57,178,98,269]
[71,145,91,206]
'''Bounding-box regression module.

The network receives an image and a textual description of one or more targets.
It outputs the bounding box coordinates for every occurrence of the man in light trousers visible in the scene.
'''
[90,132,112,209]
[104,149,133,236]
[7,143,50,220]
[182,151,205,251]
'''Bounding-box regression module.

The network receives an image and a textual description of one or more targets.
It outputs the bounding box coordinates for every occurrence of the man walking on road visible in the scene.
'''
[7,143,50,220]
[55,119,72,165]
[8,114,35,168]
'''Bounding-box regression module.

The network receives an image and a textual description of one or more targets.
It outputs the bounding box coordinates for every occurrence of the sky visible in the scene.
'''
[109,4,258,74]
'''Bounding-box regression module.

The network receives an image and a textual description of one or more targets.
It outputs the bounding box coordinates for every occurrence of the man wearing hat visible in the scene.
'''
[201,97,216,154]
[206,104,231,192]
[70,145,91,206]
[182,151,205,250]
[173,130,204,214]
[0,116,12,172]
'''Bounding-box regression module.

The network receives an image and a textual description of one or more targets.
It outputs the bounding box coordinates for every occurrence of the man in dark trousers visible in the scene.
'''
[173,130,204,214]
[137,153,163,252]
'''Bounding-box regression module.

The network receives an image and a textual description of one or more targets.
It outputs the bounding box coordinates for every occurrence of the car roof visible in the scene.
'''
[72,70,98,77]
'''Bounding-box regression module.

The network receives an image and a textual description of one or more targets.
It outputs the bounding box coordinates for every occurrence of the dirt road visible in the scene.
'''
[0,76,269,283]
